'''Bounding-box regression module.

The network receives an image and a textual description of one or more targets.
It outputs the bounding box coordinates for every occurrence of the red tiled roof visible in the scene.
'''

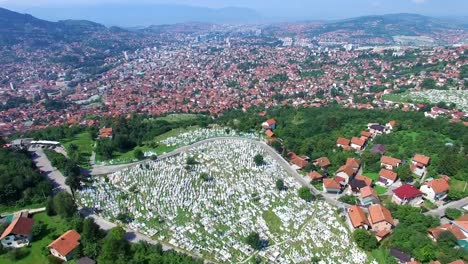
[426,178,450,194]
[266,118,276,125]
[337,137,350,146]
[337,165,355,177]
[381,156,401,167]
[351,137,366,147]
[361,131,372,138]
[323,178,341,189]
[355,175,372,186]
[48,230,81,257]
[393,184,423,200]
[314,157,331,168]
[360,186,378,199]
[368,204,394,226]
[379,168,398,181]
[308,171,323,180]
[346,158,361,169]
[348,205,369,228]
[412,154,430,166]
[0,216,34,240]
[265,129,275,137]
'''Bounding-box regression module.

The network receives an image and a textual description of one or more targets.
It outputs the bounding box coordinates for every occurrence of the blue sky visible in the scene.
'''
[1,0,467,22]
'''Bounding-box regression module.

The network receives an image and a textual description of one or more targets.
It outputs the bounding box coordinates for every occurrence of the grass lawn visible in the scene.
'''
[450,179,468,198]
[155,114,204,123]
[262,210,282,234]
[366,172,379,181]
[62,132,95,168]
[0,212,70,264]
[374,185,388,195]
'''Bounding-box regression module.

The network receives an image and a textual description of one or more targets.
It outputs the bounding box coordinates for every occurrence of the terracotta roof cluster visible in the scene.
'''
[48,230,81,257]
[351,137,366,147]
[360,186,378,199]
[336,137,351,147]
[99,127,113,138]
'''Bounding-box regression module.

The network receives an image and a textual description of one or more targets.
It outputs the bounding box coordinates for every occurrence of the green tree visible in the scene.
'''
[276,179,285,191]
[353,229,378,251]
[53,192,77,218]
[254,154,264,166]
[98,227,129,264]
[134,149,144,160]
[445,208,463,220]
[245,232,261,250]
[46,196,56,216]
[395,165,413,182]
[298,187,314,202]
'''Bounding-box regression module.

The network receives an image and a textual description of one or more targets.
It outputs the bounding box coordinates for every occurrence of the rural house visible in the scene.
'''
[48,230,81,261]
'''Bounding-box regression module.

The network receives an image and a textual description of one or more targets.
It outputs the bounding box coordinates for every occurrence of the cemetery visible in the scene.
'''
[78,139,372,263]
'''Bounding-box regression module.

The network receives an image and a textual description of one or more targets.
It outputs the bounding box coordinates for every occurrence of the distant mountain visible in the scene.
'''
[9,4,263,27]
[313,13,468,37]
[0,7,108,46]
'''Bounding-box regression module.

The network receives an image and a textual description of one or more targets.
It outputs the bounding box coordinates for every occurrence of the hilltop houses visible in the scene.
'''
[351,137,367,151]
[378,168,398,186]
[287,152,309,170]
[98,127,113,139]
[48,230,81,261]
[360,186,380,206]
[380,156,402,170]
[0,213,34,249]
[336,137,351,150]
[429,215,468,249]
[368,204,395,240]
[347,205,370,229]
[411,154,431,177]
[392,184,424,206]
[420,177,451,202]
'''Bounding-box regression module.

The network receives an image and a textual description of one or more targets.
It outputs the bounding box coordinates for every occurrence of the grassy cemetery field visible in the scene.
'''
[78,139,372,263]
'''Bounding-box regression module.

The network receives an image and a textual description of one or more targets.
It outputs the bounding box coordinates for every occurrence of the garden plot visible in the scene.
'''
[78,139,371,264]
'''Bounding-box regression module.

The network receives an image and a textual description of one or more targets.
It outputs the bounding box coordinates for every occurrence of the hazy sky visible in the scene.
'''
[2,0,467,21]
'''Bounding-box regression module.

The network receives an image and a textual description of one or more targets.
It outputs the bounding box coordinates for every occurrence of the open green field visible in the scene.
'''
[62,132,95,168]
[154,114,204,123]
[0,212,72,264]
[450,179,468,198]
[382,92,415,103]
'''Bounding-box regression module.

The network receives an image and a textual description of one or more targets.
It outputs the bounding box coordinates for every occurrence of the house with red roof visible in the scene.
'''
[0,214,34,248]
[308,171,324,182]
[265,129,275,138]
[411,154,431,177]
[347,205,370,230]
[420,177,450,202]
[336,137,351,150]
[351,137,367,151]
[368,204,395,240]
[261,118,276,130]
[288,152,308,170]
[48,230,81,261]
[429,215,468,250]
[323,178,342,193]
[377,168,398,186]
[360,186,380,206]
[392,184,424,206]
[98,127,113,139]
[380,156,402,170]
[313,157,331,170]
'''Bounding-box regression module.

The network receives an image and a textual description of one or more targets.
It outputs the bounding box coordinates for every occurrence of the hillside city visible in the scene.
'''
[0,3,467,264]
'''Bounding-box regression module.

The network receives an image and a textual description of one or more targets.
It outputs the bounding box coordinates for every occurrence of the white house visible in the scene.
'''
[0,214,34,249]
[411,154,430,177]
[420,178,450,202]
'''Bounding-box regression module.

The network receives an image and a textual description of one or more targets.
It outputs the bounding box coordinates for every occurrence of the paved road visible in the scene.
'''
[90,137,349,209]
[425,197,468,217]
[30,147,71,194]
